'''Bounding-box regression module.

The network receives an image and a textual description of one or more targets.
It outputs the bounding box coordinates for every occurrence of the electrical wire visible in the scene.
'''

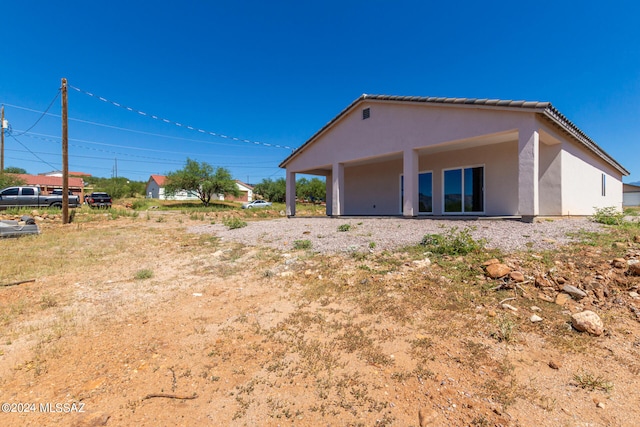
[18,130,281,163]
[4,103,290,151]
[7,134,59,170]
[10,91,61,136]
[69,85,295,150]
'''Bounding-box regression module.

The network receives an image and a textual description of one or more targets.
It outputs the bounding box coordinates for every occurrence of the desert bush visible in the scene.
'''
[420,226,485,255]
[293,239,312,250]
[591,206,624,225]
[224,217,247,229]
[337,223,351,232]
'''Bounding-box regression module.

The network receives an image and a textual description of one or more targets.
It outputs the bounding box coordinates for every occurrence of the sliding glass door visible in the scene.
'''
[444,166,484,213]
[400,172,433,214]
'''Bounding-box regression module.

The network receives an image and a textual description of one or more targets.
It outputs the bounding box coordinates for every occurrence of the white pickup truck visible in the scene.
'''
[0,186,81,209]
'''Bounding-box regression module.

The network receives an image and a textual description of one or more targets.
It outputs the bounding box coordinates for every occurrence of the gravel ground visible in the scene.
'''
[189,216,607,254]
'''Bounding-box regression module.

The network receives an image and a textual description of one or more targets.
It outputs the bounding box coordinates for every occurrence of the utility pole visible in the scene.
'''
[61,78,69,224]
[1,105,5,173]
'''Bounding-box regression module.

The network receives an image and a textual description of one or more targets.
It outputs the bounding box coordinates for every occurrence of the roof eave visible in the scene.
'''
[541,106,629,176]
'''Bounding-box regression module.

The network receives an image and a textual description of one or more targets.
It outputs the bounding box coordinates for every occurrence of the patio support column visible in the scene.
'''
[402,149,418,217]
[325,171,333,216]
[331,162,344,216]
[286,170,296,217]
[518,125,539,221]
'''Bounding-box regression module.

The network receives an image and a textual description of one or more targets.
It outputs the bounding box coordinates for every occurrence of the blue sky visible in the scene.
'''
[1,1,639,184]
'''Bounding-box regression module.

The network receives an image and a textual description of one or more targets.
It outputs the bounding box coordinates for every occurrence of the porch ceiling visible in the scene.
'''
[290,130,519,175]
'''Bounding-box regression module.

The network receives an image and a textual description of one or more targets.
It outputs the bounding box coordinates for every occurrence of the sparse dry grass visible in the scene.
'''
[0,211,638,426]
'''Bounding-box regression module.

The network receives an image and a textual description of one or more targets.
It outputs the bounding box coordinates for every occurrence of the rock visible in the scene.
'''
[612,258,627,269]
[486,263,511,279]
[530,314,543,323]
[413,258,432,267]
[630,262,640,276]
[562,285,587,300]
[502,303,518,312]
[483,258,500,266]
[548,360,561,370]
[571,310,604,336]
[555,293,572,306]
[509,271,525,282]
[535,275,552,288]
[71,412,110,427]
[613,242,626,249]
[629,291,639,299]
[538,293,554,303]
[530,306,542,312]
[487,310,497,317]
[634,235,640,244]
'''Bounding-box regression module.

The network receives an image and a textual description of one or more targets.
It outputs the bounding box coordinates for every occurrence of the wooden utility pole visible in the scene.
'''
[61,78,69,224]
[1,105,5,173]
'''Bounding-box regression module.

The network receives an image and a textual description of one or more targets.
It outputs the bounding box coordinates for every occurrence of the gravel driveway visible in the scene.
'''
[189,217,606,254]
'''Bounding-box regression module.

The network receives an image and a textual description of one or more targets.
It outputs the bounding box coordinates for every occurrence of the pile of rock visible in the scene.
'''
[481,237,640,336]
[0,210,62,222]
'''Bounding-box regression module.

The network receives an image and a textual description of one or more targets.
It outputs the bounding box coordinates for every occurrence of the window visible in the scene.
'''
[400,172,433,213]
[444,166,484,213]
[601,174,606,197]
[362,108,370,120]
[22,188,35,196]
[1,188,19,196]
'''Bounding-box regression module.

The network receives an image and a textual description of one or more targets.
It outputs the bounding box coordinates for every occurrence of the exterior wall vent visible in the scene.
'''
[362,107,370,120]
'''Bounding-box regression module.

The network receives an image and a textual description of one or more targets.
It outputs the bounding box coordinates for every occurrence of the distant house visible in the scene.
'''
[40,170,92,179]
[280,94,629,220]
[15,174,85,198]
[145,175,252,202]
[145,175,199,200]
[223,180,254,203]
[624,183,640,207]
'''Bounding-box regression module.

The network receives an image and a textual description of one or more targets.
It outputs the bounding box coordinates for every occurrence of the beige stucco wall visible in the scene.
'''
[561,141,623,215]
[339,141,519,216]
[284,99,626,217]
[538,141,563,215]
[285,102,528,174]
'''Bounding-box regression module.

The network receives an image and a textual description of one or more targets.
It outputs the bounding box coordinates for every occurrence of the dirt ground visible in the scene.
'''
[1,210,639,426]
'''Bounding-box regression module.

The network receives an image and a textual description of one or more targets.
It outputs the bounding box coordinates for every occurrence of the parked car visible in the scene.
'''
[242,200,272,209]
[51,189,75,196]
[0,186,80,209]
[85,192,112,208]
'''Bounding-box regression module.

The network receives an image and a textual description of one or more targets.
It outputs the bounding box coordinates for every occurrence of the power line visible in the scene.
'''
[7,134,59,170]
[10,91,61,136]
[4,103,291,151]
[17,130,281,163]
[69,84,295,151]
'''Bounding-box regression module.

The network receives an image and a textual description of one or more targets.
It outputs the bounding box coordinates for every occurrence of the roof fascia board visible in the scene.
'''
[541,108,629,175]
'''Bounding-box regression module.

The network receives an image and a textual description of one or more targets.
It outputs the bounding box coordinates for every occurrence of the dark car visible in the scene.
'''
[51,189,74,196]
[85,192,112,208]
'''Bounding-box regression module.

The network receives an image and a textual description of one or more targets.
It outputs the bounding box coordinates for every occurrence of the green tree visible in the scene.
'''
[3,166,27,174]
[85,176,146,199]
[165,158,239,206]
[0,173,26,189]
[253,178,286,203]
[297,177,325,202]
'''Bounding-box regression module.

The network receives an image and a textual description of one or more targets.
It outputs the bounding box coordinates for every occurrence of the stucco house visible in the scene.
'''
[280,95,629,220]
[145,175,199,200]
[623,183,640,207]
[15,174,85,198]
[145,175,253,202]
